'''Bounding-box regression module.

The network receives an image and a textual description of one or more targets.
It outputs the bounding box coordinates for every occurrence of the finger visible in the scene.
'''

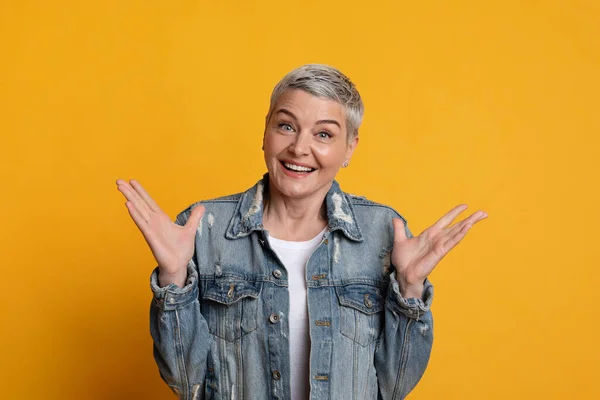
[117,182,151,221]
[431,204,468,231]
[392,218,407,242]
[469,210,488,223]
[443,223,473,251]
[445,210,487,236]
[117,181,151,214]
[130,179,162,213]
[118,183,151,220]
[125,180,153,215]
[125,202,164,253]
[432,204,467,230]
[185,205,206,234]
[125,201,151,236]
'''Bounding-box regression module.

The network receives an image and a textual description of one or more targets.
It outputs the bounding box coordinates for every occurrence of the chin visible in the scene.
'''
[271,174,332,201]
[273,179,312,199]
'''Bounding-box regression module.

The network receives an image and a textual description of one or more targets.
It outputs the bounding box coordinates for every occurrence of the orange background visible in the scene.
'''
[1,1,599,399]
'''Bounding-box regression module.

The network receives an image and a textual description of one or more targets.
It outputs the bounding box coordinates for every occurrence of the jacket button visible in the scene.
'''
[269,313,280,323]
[364,294,373,308]
[273,269,282,279]
[272,370,281,380]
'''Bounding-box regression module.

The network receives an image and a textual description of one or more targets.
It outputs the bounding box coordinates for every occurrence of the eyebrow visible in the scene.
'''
[275,108,341,129]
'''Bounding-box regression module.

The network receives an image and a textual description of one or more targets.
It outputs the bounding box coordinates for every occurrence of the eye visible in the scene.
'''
[317,131,331,139]
[278,123,295,132]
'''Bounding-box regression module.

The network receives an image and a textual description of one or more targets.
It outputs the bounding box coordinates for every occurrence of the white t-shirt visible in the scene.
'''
[267,227,326,400]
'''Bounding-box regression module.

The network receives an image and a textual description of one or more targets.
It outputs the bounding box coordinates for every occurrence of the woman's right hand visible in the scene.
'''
[116,179,205,287]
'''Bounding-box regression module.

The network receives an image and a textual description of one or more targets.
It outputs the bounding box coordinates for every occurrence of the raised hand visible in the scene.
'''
[116,179,205,287]
[391,205,487,298]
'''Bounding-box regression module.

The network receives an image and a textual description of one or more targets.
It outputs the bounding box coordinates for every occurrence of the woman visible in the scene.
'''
[116,64,487,400]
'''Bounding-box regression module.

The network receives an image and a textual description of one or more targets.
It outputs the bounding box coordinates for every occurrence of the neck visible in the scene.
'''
[263,182,329,241]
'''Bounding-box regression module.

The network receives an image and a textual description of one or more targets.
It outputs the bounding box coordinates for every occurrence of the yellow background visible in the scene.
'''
[1,1,598,398]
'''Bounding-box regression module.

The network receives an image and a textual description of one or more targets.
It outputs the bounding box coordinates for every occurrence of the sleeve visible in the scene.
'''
[374,221,434,400]
[149,209,211,400]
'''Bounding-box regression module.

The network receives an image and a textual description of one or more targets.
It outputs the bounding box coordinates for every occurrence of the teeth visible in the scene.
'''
[284,162,313,172]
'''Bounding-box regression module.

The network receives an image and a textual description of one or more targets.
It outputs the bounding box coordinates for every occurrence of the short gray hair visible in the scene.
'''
[266,64,364,142]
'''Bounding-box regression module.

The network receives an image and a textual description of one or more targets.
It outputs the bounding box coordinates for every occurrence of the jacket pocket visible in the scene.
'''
[336,283,385,347]
[202,279,262,342]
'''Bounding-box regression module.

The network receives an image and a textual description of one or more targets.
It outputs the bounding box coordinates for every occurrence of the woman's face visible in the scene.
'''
[263,89,358,201]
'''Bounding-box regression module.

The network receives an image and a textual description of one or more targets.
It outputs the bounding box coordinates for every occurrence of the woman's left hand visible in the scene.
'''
[391,205,488,298]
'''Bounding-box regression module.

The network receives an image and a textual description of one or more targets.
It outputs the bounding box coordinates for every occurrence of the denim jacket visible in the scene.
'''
[150,175,434,400]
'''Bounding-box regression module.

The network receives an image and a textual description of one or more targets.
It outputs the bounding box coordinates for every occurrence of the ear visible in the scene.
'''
[345,135,359,161]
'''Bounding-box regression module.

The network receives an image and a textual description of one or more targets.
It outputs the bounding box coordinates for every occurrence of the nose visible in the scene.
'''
[288,131,311,156]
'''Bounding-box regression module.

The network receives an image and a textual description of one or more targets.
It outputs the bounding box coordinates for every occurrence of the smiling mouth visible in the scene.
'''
[280,161,316,173]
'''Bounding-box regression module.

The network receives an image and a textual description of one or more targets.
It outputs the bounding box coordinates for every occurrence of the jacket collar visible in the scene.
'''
[225,174,363,242]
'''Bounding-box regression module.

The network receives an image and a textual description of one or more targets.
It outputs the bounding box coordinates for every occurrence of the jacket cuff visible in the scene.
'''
[150,262,199,311]
[387,273,434,320]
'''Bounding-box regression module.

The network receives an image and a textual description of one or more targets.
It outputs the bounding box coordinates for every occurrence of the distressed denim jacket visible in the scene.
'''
[150,175,434,400]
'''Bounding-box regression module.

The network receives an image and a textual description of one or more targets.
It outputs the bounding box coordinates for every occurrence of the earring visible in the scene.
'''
[342,162,349,168]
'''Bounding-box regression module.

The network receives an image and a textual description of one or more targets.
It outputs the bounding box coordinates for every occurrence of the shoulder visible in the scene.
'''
[345,192,408,223]
[343,192,415,238]
[174,191,244,224]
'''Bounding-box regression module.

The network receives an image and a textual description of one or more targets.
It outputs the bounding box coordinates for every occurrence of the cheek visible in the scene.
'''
[312,144,346,166]
[263,133,284,155]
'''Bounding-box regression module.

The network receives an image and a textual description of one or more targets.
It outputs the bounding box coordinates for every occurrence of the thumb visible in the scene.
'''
[393,217,407,243]
[185,205,206,233]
